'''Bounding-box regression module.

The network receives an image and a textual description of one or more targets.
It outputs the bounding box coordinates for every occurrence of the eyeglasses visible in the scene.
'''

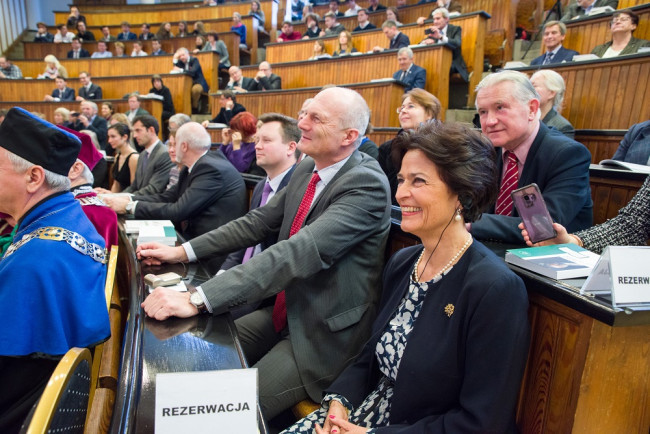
[611,16,632,24]
[396,103,419,114]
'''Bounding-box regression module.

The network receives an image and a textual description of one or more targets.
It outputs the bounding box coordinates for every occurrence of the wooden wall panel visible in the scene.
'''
[575,132,624,163]
[589,176,643,224]
[240,45,452,114]
[618,0,650,8]
[78,1,202,12]
[0,74,192,116]
[216,81,406,127]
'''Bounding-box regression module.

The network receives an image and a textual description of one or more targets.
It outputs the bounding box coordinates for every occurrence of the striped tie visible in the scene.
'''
[495,151,518,216]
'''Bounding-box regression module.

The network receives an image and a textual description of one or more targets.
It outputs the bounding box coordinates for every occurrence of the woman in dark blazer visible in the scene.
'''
[282,122,530,434]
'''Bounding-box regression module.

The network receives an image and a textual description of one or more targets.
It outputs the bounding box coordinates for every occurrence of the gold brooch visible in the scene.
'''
[444,304,454,317]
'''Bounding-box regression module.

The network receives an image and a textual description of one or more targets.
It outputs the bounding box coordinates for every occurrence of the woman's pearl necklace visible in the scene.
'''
[413,234,473,282]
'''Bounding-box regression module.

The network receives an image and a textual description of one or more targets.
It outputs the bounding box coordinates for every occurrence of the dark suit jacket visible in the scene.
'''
[77,31,95,41]
[123,141,174,196]
[220,166,296,270]
[227,76,259,92]
[530,46,579,66]
[256,73,282,91]
[117,32,137,40]
[51,87,75,101]
[612,120,650,165]
[210,102,246,125]
[72,115,108,151]
[134,150,247,242]
[152,49,168,56]
[67,49,90,59]
[444,24,469,81]
[126,108,150,119]
[176,56,209,92]
[562,0,618,21]
[189,151,391,401]
[393,64,426,92]
[328,242,529,433]
[471,122,593,243]
[78,83,102,100]
[353,22,377,32]
[389,32,410,50]
[543,108,575,139]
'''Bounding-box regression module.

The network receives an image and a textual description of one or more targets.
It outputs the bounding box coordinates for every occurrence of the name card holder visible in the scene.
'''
[582,246,650,307]
[155,368,258,434]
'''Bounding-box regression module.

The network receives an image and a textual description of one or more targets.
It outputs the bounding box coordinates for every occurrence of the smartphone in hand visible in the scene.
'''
[511,183,556,243]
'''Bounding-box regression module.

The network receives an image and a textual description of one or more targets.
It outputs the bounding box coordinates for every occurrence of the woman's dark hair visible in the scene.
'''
[102,101,114,114]
[391,122,498,223]
[207,31,219,40]
[108,122,131,141]
[151,74,164,86]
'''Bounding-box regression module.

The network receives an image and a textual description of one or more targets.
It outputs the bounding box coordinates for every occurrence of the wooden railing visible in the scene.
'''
[240,44,452,114]
[23,33,240,67]
[0,74,190,116]
[215,80,406,127]
[269,11,488,106]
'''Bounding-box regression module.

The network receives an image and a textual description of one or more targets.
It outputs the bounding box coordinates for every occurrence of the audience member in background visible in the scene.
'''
[76,21,95,41]
[250,0,266,28]
[67,37,90,58]
[378,88,441,204]
[328,0,344,17]
[156,22,174,39]
[345,0,362,16]
[54,24,75,43]
[100,122,139,192]
[591,10,650,58]
[139,23,153,40]
[281,121,528,434]
[151,38,167,56]
[220,113,300,272]
[172,48,209,113]
[521,176,650,253]
[193,35,206,53]
[72,100,109,152]
[221,112,264,175]
[0,108,109,434]
[39,54,68,79]
[0,57,22,79]
[121,115,173,196]
[321,12,346,36]
[177,21,189,38]
[105,123,248,252]
[231,13,248,49]
[66,5,86,28]
[92,40,113,58]
[302,13,321,39]
[386,7,403,25]
[393,47,426,92]
[530,21,578,66]
[79,129,110,189]
[101,102,114,121]
[309,40,330,59]
[470,70,592,243]
[203,91,246,126]
[34,22,53,43]
[611,121,650,165]
[368,0,387,12]
[373,20,409,52]
[110,113,130,126]
[531,70,575,139]
[44,76,75,102]
[53,107,72,127]
[427,0,462,12]
[61,127,118,248]
[164,114,193,189]
[149,74,176,139]
[227,65,258,92]
[76,71,103,100]
[358,122,379,159]
[354,9,376,32]
[254,61,282,90]
[333,31,358,56]
[202,32,231,70]
[131,40,148,57]
[125,94,150,123]
[292,0,305,21]
[114,42,128,57]
[562,0,619,22]
[118,21,137,40]
[278,21,303,41]
[100,25,116,42]
[419,8,469,82]
[192,21,207,37]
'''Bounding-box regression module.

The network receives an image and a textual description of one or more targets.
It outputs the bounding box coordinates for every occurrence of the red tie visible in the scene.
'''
[495,151,518,216]
[272,172,321,332]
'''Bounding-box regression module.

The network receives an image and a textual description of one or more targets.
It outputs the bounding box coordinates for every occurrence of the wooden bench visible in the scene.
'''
[239,44,452,114]
[0,74,187,119]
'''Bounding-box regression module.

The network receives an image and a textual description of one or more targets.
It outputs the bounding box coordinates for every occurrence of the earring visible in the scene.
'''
[454,208,462,222]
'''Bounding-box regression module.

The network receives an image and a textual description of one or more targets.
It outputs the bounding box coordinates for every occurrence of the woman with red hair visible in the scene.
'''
[220,111,263,175]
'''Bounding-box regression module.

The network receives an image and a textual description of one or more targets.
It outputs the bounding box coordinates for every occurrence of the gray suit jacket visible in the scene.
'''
[543,108,575,139]
[123,141,173,196]
[189,151,391,401]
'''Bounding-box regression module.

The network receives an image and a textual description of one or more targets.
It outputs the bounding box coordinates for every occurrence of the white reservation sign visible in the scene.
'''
[155,369,258,434]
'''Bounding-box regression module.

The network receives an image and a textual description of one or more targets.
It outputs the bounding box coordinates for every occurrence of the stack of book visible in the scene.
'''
[124,220,177,246]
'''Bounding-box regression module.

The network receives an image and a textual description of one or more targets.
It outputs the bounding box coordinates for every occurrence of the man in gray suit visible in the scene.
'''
[123,115,173,196]
[139,87,391,420]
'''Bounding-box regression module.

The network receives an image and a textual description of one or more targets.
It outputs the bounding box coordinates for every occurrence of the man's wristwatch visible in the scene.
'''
[189,290,207,313]
[125,200,136,214]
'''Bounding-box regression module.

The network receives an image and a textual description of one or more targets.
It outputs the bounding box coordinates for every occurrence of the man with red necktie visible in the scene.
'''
[470,70,592,244]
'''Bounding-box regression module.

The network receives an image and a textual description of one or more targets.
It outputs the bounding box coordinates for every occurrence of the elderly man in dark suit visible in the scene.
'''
[226,65,259,93]
[393,47,426,92]
[72,100,108,151]
[122,115,173,195]
[172,48,209,113]
[420,7,469,81]
[139,87,391,420]
[562,0,618,21]
[253,62,282,91]
[530,21,579,66]
[471,70,592,243]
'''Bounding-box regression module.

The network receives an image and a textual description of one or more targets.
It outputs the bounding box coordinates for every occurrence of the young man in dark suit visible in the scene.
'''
[373,20,410,52]
[44,76,75,102]
[67,38,90,59]
[76,71,102,101]
[118,21,137,40]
